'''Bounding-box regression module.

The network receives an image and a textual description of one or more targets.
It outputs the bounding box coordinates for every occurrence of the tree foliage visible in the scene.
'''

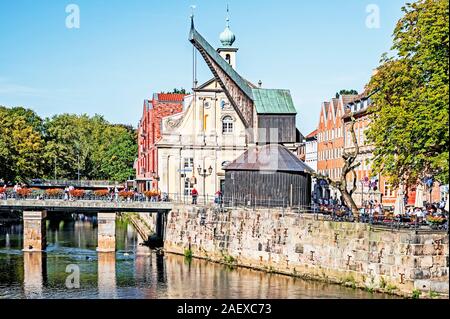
[0,107,45,182]
[366,0,449,187]
[0,107,137,183]
[335,89,358,98]
[161,88,189,94]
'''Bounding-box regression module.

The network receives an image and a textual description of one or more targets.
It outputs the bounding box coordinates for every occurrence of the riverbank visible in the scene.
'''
[0,217,392,299]
[163,205,449,299]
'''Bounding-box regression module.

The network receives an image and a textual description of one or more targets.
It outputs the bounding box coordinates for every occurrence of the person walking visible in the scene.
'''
[64,186,69,201]
[191,188,198,205]
[215,190,223,207]
[13,184,19,200]
[68,185,74,201]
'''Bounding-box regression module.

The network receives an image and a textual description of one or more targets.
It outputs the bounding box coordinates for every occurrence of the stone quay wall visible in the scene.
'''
[163,205,449,297]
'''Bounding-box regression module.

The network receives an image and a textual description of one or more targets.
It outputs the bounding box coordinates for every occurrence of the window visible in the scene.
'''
[184,178,194,196]
[222,116,234,134]
[225,54,231,64]
[384,184,396,197]
[184,158,194,169]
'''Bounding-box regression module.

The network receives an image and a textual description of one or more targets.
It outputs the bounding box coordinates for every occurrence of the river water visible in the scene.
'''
[0,214,395,299]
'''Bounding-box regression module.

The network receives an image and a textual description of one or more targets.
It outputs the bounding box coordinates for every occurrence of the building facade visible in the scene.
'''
[135,93,186,191]
[342,94,384,206]
[316,95,357,200]
[304,129,318,172]
[156,15,300,200]
[343,95,442,208]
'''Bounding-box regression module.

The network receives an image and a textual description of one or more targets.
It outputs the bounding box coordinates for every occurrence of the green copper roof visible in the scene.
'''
[252,88,297,114]
[189,22,254,100]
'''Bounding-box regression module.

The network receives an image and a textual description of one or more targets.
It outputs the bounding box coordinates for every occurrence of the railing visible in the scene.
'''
[26,180,122,188]
[1,191,447,231]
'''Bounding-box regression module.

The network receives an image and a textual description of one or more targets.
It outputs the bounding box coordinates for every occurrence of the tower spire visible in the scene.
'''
[226,4,230,27]
[220,4,235,47]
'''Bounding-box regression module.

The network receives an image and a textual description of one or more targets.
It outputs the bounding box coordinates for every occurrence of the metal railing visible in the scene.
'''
[1,191,447,231]
[26,179,122,188]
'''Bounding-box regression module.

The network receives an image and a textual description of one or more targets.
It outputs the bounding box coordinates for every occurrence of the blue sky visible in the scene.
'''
[0,0,406,134]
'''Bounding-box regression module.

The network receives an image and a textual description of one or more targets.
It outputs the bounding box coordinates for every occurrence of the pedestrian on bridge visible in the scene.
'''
[191,188,198,205]
[64,187,69,201]
[114,186,119,202]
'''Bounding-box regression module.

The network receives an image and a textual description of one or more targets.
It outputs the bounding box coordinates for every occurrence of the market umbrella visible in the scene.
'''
[445,193,449,212]
[394,186,405,215]
[415,184,425,208]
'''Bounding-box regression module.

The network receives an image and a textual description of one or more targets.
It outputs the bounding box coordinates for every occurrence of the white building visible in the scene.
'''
[156,16,252,199]
[304,129,318,172]
[156,15,300,201]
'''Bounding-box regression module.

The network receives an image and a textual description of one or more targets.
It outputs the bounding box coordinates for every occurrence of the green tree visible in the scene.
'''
[99,125,137,182]
[366,0,449,187]
[335,89,358,98]
[43,114,87,179]
[0,106,45,182]
[160,88,189,94]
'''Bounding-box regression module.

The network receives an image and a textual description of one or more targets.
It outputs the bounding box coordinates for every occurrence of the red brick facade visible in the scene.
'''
[136,93,185,191]
[342,96,442,207]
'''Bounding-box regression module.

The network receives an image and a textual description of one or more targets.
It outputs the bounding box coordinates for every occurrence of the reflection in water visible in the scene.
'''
[5,233,10,249]
[0,215,397,299]
[98,253,116,299]
[23,252,46,299]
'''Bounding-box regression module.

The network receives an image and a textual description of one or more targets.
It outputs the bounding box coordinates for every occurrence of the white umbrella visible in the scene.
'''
[415,184,425,208]
[394,186,405,215]
[445,193,449,212]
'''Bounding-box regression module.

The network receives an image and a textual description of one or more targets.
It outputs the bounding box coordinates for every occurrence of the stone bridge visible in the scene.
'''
[0,199,173,253]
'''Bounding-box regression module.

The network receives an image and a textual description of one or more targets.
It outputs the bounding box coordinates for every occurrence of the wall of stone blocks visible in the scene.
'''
[163,205,449,297]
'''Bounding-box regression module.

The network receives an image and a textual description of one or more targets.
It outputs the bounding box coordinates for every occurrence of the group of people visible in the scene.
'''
[190,188,223,206]
[402,204,447,223]
[63,185,75,201]
[316,196,448,227]
[0,184,7,199]
[0,184,25,200]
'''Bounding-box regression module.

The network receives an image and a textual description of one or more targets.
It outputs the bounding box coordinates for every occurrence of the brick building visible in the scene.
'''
[316,95,357,200]
[342,93,384,206]
[135,93,186,191]
[342,93,442,208]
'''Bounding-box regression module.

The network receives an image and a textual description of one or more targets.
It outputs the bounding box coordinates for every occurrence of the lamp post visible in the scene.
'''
[77,154,80,183]
[361,179,364,208]
[197,165,213,204]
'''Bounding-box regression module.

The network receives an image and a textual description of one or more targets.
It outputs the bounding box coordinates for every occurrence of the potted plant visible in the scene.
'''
[45,188,64,198]
[94,189,109,199]
[118,191,134,201]
[17,188,32,198]
[69,189,85,199]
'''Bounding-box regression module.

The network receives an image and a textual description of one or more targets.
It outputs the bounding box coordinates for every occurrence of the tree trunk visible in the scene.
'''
[313,114,361,220]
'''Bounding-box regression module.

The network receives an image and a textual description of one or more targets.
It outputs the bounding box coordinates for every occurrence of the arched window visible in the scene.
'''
[222,116,233,134]
[225,54,231,64]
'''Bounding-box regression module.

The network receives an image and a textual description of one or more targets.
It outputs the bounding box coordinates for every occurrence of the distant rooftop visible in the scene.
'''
[305,129,318,139]
[225,144,313,173]
[155,93,186,102]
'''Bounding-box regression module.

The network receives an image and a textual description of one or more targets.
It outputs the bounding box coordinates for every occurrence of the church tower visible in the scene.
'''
[217,6,238,69]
